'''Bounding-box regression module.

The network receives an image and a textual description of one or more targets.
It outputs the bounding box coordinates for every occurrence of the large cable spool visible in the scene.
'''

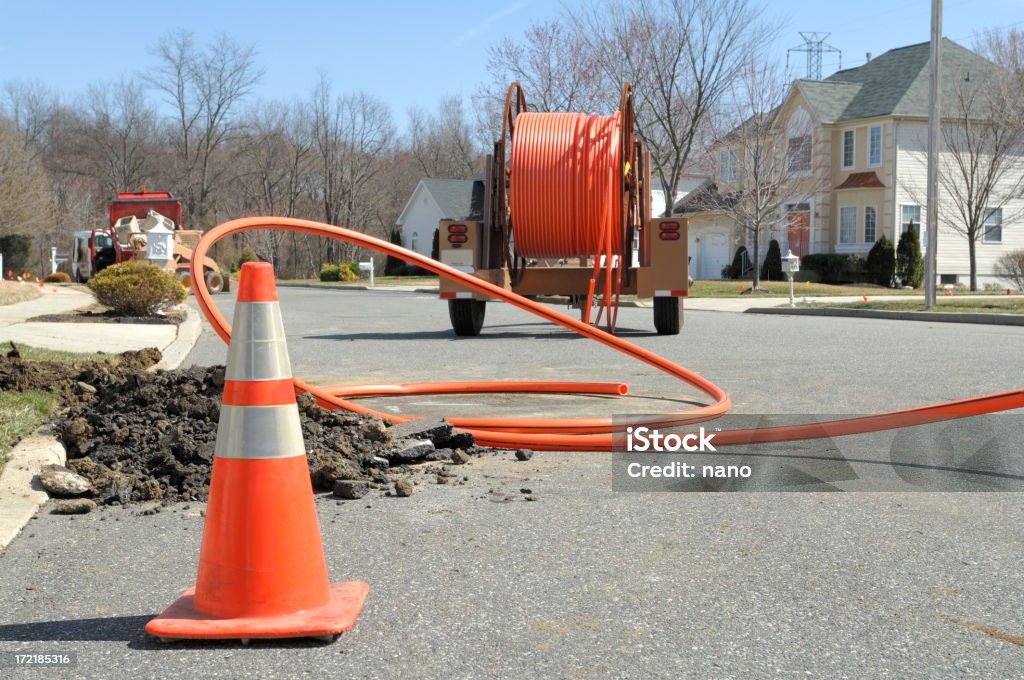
[509,112,623,260]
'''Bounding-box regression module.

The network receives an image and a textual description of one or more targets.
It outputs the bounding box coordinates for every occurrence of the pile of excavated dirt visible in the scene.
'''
[52,363,486,505]
[0,345,162,408]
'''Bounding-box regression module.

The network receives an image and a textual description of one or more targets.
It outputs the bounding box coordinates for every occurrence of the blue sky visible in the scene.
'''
[1,0,1021,132]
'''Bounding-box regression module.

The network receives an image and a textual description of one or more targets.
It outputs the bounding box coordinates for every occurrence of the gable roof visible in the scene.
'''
[421,179,476,219]
[797,38,1004,124]
[396,178,483,226]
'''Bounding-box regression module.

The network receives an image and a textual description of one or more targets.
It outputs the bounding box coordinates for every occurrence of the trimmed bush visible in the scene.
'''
[896,227,925,288]
[87,261,186,316]
[339,262,360,282]
[994,249,1024,290]
[761,239,783,281]
[320,263,341,282]
[865,235,896,286]
[44,271,71,283]
[728,246,749,279]
[800,253,867,283]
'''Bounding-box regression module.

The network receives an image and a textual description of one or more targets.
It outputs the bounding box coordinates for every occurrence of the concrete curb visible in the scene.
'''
[153,307,202,371]
[746,306,1024,326]
[0,430,66,553]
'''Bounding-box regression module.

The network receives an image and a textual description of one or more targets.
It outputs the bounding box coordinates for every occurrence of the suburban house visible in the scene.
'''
[679,38,1024,285]
[397,178,483,258]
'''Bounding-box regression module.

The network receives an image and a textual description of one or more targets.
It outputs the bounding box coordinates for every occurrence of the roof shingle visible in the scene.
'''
[797,38,1004,124]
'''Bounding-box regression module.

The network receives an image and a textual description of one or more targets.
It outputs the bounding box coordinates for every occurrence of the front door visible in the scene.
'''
[786,205,811,257]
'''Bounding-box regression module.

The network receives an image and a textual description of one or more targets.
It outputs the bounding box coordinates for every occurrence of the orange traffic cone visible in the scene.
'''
[146,262,368,642]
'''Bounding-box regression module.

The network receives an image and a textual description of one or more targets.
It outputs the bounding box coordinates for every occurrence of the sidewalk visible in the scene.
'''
[687,293,1024,312]
[0,286,180,354]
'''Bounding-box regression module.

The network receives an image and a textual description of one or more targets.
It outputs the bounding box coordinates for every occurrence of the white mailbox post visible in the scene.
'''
[782,250,800,308]
[359,259,374,288]
[145,221,175,271]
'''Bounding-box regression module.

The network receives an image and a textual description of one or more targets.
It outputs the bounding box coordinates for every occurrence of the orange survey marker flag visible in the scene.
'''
[146,262,368,642]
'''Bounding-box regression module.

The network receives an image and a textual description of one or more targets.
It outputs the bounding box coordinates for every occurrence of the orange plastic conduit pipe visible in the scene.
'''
[190,218,1024,451]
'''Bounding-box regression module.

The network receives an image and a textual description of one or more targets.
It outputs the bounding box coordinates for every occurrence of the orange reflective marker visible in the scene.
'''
[862,296,868,302]
[146,262,368,643]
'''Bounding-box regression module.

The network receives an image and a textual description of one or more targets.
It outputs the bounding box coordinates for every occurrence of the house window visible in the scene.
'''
[411,231,419,252]
[842,130,855,169]
[864,206,877,243]
[839,206,857,244]
[720,149,737,182]
[983,208,1003,243]
[787,135,812,173]
[869,125,882,166]
[901,205,921,234]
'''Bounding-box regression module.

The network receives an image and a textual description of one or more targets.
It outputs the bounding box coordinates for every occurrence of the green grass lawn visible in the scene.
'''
[0,342,121,470]
[7,342,121,364]
[0,390,57,469]
[798,298,1024,314]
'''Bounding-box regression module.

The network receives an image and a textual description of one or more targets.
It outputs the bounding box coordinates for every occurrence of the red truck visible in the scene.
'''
[72,191,227,293]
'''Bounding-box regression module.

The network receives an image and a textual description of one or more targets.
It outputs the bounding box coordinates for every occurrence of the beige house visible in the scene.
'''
[681,39,1024,285]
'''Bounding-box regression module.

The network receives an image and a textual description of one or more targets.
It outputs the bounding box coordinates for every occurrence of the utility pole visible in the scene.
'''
[925,0,942,308]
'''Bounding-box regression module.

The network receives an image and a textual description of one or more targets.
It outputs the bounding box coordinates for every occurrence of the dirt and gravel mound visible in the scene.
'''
[52,363,484,505]
[0,345,162,406]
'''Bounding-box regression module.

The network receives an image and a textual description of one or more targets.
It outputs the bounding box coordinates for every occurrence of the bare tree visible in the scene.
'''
[233,100,315,271]
[407,95,480,179]
[692,59,823,287]
[475,20,603,149]
[0,116,56,273]
[74,79,159,194]
[976,26,1024,82]
[1,80,58,151]
[307,76,395,264]
[147,31,263,227]
[570,0,775,215]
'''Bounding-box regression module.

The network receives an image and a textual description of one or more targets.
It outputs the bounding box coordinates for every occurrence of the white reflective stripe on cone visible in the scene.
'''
[214,405,306,459]
[226,302,293,381]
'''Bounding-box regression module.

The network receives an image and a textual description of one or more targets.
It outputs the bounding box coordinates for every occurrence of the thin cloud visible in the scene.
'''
[456,2,528,44]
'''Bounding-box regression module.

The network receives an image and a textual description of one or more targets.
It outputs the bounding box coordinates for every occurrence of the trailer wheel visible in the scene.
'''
[205,269,225,294]
[653,297,681,335]
[177,270,192,291]
[448,299,486,336]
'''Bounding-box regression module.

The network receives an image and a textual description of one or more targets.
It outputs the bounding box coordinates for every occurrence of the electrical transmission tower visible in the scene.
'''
[787,32,842,80]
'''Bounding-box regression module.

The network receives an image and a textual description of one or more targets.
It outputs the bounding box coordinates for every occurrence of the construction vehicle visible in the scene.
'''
[438,83,687,336]
[72,190,227,293]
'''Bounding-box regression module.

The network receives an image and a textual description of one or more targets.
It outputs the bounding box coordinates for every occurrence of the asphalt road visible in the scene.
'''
[2,288,1023,678]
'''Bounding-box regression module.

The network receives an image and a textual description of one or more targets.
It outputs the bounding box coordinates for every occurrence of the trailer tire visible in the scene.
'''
[449,299,486,336]
[205,269,225,294]
[177,270,192,291]
[653,297,681,335]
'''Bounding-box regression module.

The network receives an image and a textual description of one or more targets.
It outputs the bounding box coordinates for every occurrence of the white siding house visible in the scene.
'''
[396,179,478,258]
[895,120,1024,285]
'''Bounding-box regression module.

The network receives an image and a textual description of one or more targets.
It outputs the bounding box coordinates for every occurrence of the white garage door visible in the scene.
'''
[700,232,730,279]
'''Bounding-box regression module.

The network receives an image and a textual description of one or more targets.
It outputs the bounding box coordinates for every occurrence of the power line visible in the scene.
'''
[787,32,842,80]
